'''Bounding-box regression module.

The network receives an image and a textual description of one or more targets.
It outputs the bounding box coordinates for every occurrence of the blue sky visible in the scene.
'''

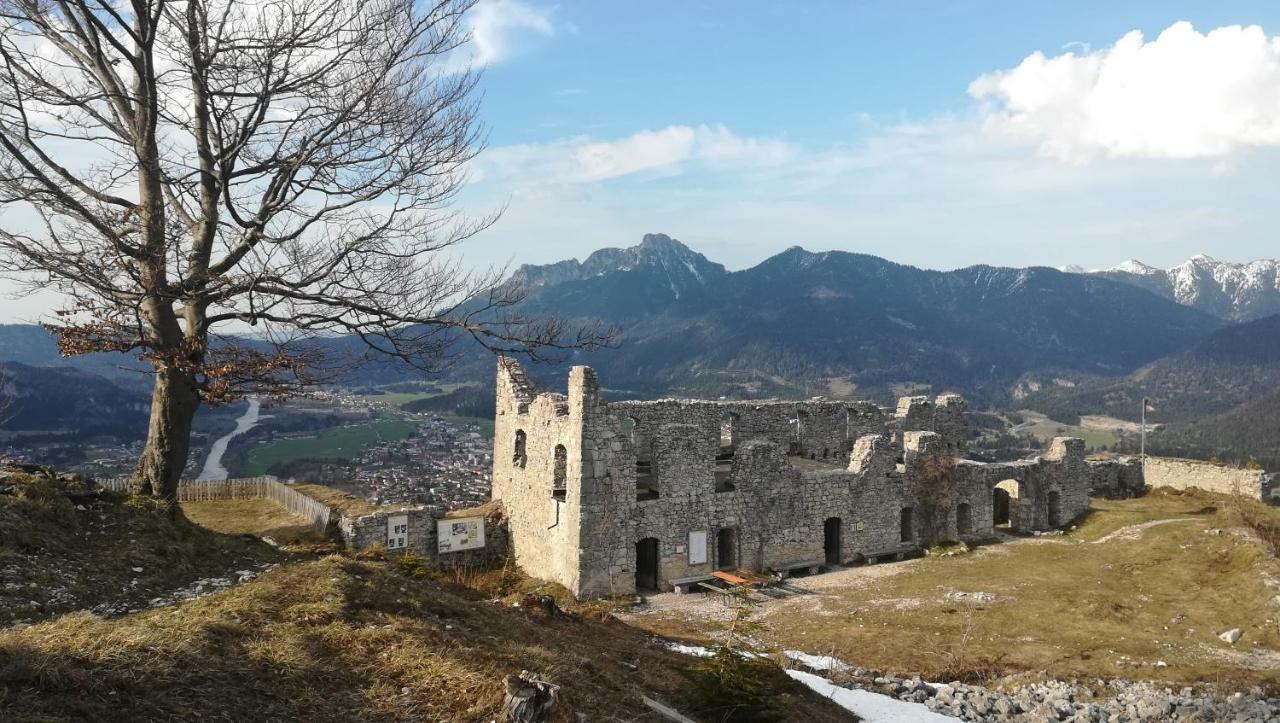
[449,0,1280,275]
[5,1,1280,322]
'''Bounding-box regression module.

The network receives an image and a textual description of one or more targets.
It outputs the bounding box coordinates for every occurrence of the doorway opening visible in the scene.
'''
[824,517,842,565]
[635,538,659,591]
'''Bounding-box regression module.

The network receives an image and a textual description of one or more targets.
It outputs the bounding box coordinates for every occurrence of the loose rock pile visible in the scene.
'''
[846,669,1280,722]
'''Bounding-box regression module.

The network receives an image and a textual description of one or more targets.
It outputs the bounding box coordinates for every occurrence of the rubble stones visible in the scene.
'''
[814,666,1280,723]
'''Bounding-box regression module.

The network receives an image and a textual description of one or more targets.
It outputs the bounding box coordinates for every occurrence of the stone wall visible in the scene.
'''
[489,360,1095,599]
[1086,456,1146,499]
[1144,456,1272,500]
[336,503,509,569]
[491,357,584,591]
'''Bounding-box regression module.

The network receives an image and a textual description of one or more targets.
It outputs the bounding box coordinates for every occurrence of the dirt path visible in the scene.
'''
[1090,517,1198,544]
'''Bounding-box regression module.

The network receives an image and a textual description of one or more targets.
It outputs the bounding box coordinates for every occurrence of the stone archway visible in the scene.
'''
[994,479,1024,531]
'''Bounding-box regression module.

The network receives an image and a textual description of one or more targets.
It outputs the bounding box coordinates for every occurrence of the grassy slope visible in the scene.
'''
[0,477,849,721]
[0,558,848,721]
[0,473,287,626]
[181,498,324,544]
[632,490,1280,691]
[242,420,417,476]
[291,483,382,517]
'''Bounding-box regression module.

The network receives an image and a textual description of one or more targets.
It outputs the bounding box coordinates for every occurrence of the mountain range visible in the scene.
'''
[4,234,1272,416]
[1083,254,1280,322]
[491,234,1222,404]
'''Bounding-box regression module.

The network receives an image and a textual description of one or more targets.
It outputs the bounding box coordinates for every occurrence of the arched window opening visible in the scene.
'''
[513,429,527,469]
[720,411,739,449]
[552,444,567,501]
[716,411,738,492]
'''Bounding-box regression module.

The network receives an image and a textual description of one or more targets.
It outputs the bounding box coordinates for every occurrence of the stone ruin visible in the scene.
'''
[490,359,1115,598]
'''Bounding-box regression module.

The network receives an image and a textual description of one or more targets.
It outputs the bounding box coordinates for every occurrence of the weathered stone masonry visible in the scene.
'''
[491,359,1103,598]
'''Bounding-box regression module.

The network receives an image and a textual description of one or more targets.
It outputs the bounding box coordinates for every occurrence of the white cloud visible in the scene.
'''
[467,0,554,67]
[479,124,796,183]
[970,21,1280,162]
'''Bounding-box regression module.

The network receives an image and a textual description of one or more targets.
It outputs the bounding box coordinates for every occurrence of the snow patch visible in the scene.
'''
[783,650,850,672]
[785,670,956,723]
[666,643,714,658]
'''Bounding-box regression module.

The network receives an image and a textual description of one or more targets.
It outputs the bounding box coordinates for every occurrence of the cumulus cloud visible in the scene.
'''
[480,124,795,183]
[969,21,1280,161]
[466,0,554,67]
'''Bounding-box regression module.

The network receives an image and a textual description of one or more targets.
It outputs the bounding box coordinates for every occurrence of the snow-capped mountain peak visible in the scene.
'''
[1095,255,1280,321]
[1111,259,1160,275]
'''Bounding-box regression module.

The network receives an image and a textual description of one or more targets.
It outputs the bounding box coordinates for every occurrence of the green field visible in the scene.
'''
[353,383,475,407]
[1013,410,1123,449]
[242,420,418,475]
[436,413,494,439]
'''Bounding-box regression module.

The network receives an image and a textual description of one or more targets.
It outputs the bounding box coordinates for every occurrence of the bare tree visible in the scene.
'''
[910,451,958,546]
[0,363,13,429]
[0,0,611,502]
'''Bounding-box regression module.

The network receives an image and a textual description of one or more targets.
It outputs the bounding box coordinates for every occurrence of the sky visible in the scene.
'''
[5,1,1280,322]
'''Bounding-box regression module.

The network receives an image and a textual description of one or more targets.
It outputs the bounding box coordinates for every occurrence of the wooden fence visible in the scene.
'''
[98,475,331,533]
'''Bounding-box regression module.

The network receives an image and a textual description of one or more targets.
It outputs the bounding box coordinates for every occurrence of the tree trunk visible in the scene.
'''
[131,365,201,502]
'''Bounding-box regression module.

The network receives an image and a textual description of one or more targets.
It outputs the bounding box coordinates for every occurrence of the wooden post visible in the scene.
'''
[501,671,558,722]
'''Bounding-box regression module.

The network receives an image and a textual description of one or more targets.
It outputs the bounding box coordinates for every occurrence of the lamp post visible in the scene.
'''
[1140,397,1152,474]
[1140,398,1146,460]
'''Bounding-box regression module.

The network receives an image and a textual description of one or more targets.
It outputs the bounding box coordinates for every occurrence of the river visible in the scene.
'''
[196,397,262,481]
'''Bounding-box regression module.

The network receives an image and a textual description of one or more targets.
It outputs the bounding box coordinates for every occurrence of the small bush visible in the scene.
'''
[393,550,430,578]
[1233,502,1280,558]
[685,650,784,722]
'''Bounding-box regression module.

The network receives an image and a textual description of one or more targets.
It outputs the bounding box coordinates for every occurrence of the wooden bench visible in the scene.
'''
[696,582,739,607]
[769,559,826,579]
[859,546,918,565]
[710,570,752,586]
[669,573,715,594]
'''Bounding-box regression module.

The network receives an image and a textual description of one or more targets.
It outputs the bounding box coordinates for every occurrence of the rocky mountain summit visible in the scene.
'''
[1092,254,1280,322]
[508,232,727,300]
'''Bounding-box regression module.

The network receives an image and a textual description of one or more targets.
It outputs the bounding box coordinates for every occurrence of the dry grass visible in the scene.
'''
[290,483,381,517]
[0,555,850,722]
[1071,487,1220,542]
[442,498,504,520]
[0,473,287,625]
[181,498,325,543]
[1227,496,1280,558]
[632,490,1280,691]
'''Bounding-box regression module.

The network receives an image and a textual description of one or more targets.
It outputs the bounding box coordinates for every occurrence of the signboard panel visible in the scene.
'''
[688,531,708,565]
[437,517,485,554]
[387,514,409,550]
